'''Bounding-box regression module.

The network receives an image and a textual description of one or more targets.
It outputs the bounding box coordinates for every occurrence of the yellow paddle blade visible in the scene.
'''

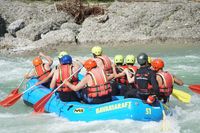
[172,89,191,103]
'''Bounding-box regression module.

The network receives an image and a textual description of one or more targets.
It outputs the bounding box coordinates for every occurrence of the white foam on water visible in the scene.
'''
[41,117,181,133]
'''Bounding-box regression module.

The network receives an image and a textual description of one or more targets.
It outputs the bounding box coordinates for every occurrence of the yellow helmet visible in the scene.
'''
[58,51,68,59]
[148,56,152,64]
[91,46,102,56]
[125,55,135,64]
[114,54,124,64]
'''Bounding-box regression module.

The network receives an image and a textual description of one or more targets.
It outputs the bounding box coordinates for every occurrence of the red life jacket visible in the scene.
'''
[97,55,112,74]
[34,64,50,81]
[157,71,174,96]
[86,67,112,98]
[115,65,128,84]
[56,65,78,92]
[128,66,138,75]
[135,73,153,94]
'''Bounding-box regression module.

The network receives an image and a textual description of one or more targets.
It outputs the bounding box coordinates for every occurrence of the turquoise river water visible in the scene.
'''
[0,43,200,133]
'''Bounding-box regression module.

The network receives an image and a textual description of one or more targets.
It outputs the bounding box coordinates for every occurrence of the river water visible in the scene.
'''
[0,43,200,133]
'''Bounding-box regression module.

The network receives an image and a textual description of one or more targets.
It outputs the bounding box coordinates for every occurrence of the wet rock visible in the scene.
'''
[7,19,25,36]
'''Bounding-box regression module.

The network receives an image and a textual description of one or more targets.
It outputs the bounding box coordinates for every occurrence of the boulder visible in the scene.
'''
[38,28,76,46]
[60,22,81,33]
[16,13,71,41]
[7,19,25,36]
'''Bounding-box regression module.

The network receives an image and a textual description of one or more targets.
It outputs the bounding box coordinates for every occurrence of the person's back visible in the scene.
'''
[134,53,159,102]
[25,52,53,88]
[112,54,130,96]
[65,59,112,104]
[91,46,113,75]
[50,55,80,102]
[125,55,138,88]
[35,51,69,87]
[151,58,184,103]
[83,66,112,104]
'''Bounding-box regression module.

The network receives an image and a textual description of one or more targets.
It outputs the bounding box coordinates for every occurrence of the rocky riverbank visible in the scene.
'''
[0,0,200,56]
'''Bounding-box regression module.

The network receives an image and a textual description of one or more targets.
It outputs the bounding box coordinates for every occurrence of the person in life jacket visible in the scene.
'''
[24,52,53,88]
[65,59,113,104]
[91,46,113,75]
[35,51,69,87]
[111,55,138,95]
[151,58,184,103]
[124,53,159,103]
[111,54,127,95]
[50,54,81,102]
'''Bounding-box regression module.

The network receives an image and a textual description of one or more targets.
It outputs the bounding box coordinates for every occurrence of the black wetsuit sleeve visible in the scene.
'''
[150,71,159,95]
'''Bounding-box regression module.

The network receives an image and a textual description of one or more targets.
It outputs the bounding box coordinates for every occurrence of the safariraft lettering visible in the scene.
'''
[96,102,131,114]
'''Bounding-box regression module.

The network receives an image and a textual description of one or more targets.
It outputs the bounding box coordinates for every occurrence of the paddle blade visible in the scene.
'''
[172,89,191,103]
[0,93,22,107]
[10,88,19,94]
[0,90,20,106]
[33,92,53,113]
[189,85,200,94]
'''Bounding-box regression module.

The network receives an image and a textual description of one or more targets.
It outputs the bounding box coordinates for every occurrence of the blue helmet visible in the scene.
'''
[60,55,72,65]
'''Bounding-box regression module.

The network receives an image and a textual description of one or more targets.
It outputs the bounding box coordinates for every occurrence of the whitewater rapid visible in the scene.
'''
[0,44,200,133]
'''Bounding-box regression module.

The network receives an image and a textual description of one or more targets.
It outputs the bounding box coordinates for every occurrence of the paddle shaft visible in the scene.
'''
[16,68,33,88]
[23,85,36,94]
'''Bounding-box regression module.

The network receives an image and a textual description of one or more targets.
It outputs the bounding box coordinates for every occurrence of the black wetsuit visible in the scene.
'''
[125,66,159,100]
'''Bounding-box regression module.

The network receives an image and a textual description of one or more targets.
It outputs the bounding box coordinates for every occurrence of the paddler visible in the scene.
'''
[50,54,81,102]
[124,53,160,104]
[151,58,184,103]
[24,52,53,88]
[65,59,113,104]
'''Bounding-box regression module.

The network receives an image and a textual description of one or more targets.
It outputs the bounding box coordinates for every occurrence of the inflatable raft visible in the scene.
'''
[23,78,169,122]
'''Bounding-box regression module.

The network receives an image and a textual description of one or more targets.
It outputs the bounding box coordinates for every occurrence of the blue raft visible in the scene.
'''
[23,78,167,122]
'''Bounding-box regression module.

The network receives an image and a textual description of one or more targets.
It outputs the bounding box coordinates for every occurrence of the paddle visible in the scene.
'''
[188,84,200,94]
[158,101,168,131]
[172,89,191,104]
[0,85,36,107]
[33,66,83,113]
[0,79,25,105]
[10,78,25,94]
[0,68,34,106]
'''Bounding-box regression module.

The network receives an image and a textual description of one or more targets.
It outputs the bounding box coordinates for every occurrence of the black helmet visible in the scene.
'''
[137,53,148,65]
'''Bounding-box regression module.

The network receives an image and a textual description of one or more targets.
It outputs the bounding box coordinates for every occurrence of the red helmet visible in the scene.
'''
[84,59,97,71]
[33,57,43,66]
[151,58,164,71]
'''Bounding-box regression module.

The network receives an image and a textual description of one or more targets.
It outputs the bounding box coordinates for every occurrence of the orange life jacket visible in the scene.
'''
[56,65,78,92]
[157,71,174,96]
[115,65,128,84]
[97,55,112,74]
[34,64,50,81]
[86,67,112,98]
